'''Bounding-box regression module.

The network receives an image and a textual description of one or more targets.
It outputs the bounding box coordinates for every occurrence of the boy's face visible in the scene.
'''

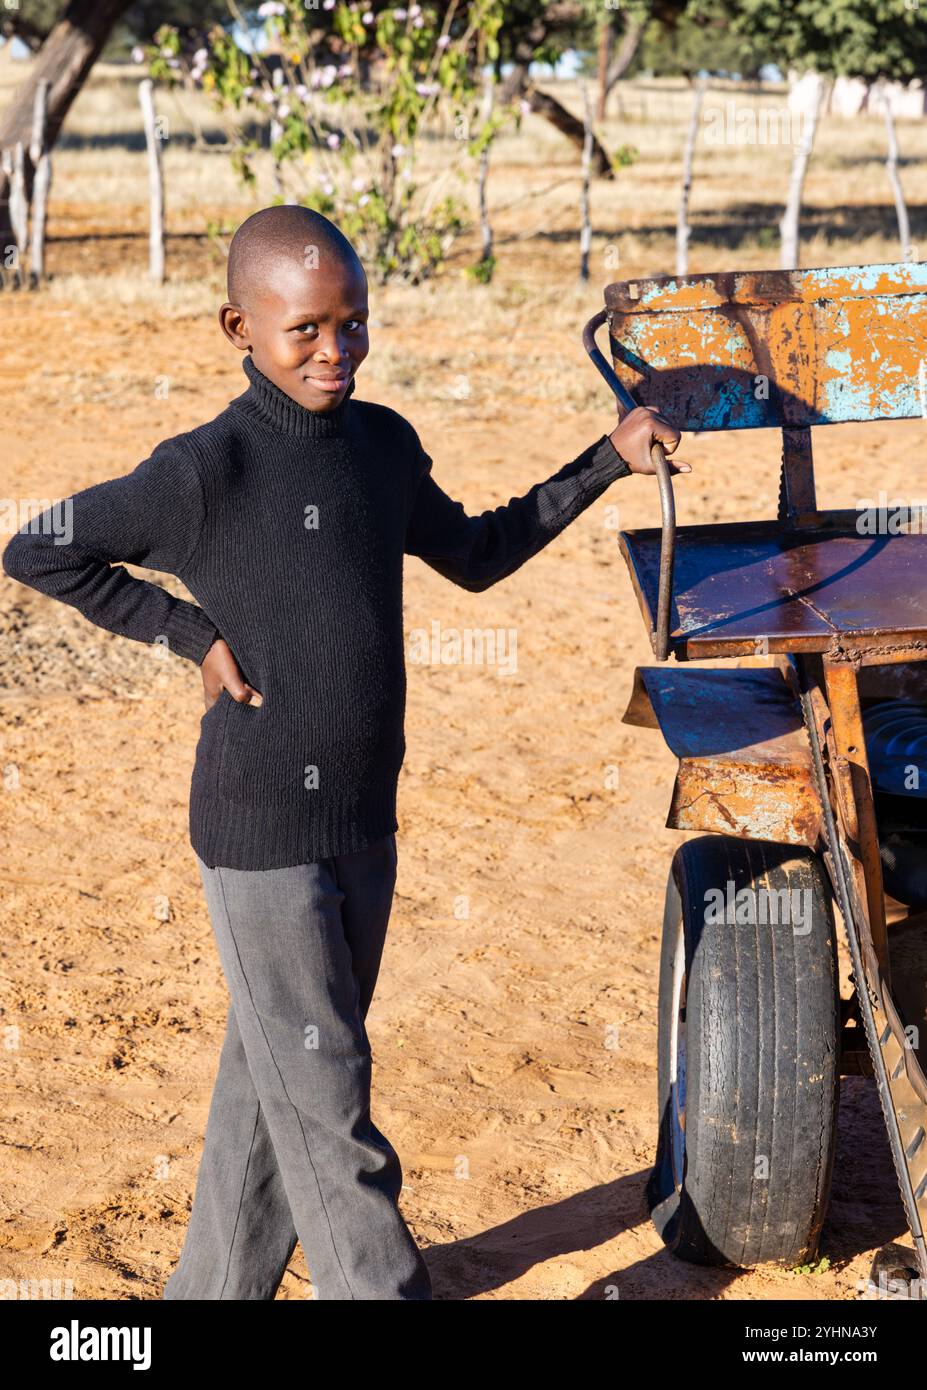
[220,254,369,413]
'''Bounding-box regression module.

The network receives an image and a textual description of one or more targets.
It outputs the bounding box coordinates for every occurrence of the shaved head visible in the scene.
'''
[227,205,364,308]
[219,204,370,414]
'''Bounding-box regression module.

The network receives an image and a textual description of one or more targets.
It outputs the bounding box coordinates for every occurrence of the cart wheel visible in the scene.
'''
[647,835,840,1268]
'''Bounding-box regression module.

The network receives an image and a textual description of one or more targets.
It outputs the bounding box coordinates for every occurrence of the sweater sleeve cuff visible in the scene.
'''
[163,600,221,666]
[585,433,633,485]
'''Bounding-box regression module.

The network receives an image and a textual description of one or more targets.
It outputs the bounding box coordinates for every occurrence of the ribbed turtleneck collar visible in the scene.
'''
[235,354,356,437]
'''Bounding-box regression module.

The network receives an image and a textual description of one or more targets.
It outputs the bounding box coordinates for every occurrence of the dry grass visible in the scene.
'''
[1,50,923,418]
[42,271,221,316]
[3,49,926,280]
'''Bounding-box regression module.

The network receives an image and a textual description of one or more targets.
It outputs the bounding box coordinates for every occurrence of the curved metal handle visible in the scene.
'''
[582,308,676,662]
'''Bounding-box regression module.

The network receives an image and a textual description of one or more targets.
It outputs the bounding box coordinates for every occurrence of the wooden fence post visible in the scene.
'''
[28,79,51,285]
[882,81,912,263]
[478,69,494,270]
[5,142,29,286]
[676,77,705,277]
[0,148,16,287]
[780,71,825,270]
[138,78,165,284]
[579,81,592,282]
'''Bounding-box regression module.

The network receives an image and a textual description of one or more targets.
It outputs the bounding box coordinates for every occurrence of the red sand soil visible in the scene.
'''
[1,241,920,1299]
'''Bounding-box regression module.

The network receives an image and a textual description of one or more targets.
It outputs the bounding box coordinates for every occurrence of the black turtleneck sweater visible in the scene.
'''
[2,355,633,870]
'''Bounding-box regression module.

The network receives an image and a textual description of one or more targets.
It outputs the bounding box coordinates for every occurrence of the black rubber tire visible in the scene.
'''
[646,835,841,1268]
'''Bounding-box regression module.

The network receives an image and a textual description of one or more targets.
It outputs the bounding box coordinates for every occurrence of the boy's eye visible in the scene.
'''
[292,320,365,333]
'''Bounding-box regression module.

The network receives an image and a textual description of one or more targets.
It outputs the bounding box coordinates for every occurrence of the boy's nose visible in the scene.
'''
[318,340,349,363]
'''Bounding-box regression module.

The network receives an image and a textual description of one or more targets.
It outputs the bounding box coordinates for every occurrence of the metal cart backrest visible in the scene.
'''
[584,263,927,659]
[606,262,927,517]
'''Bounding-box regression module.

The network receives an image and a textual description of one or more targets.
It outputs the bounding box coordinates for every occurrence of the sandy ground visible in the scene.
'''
[4,286,922,1301]
[2,63,925,1300]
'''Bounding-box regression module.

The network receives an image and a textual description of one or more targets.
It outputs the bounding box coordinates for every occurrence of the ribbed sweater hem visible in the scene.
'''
[189,777,400,870]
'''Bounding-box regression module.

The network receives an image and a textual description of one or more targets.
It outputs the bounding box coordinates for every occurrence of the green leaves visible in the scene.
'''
[728,0,927,80]
[137,3,519,285]
[612,143,639,170]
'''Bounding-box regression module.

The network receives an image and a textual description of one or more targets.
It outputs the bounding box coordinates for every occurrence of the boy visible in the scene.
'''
[2,206,688,1301]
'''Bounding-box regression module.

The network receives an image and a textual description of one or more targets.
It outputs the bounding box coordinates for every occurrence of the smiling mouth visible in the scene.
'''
[305,371,351,391]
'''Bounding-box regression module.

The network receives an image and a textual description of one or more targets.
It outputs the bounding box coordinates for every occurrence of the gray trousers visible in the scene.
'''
[162,833,432,1301]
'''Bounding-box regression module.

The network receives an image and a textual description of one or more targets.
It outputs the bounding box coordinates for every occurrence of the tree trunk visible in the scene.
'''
[499,59,530,107]
[601,16,646,116]
[526,86,614,178]
[0,0,133,258]
[501,59,615,178]
[779,71,826,270]
[595,21,612,122]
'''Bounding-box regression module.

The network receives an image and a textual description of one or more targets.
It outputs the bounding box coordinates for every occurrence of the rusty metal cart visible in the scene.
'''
[584,264,927,1295]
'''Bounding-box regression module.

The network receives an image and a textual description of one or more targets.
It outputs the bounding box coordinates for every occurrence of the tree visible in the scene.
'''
[0,0,237,270]
[0,0,230,53]
[730,0,927,84]
[0,1,63,52]
[0,0,134,267]
[728,0,927,267]
[595,4,648,120]
[632,0,767,80]
[147,0,509,284]
[495,0,617,176]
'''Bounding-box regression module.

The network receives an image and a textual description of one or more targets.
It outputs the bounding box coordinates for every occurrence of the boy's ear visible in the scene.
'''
[219,301,251,351]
